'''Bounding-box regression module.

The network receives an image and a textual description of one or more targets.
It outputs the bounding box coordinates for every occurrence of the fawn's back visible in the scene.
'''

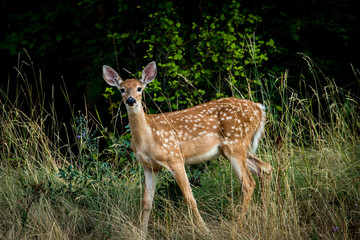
[144,97,265,165]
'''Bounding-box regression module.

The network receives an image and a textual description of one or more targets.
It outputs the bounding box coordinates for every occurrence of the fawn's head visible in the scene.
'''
[102,62,157,113]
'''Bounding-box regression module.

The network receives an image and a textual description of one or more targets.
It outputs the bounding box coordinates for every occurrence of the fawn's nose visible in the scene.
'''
[126,97,136,106]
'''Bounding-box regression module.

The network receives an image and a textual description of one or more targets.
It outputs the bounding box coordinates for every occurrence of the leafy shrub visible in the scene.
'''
[103,0,275,113]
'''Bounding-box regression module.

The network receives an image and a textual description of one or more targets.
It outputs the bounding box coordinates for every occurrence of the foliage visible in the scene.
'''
[2,0,358,115]
[107,0,274,112]
[57,113,136,195]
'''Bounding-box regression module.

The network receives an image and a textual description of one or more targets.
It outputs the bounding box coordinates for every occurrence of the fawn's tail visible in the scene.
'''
[250,103,266,154]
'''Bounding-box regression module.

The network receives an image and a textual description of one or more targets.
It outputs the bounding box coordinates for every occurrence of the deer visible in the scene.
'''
[102,61,272,236]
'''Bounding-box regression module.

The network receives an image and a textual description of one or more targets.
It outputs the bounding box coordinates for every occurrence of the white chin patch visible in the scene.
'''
[126,104,140,113]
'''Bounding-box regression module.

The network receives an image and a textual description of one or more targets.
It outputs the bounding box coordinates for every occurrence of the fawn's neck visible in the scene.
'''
[127,104,151,145]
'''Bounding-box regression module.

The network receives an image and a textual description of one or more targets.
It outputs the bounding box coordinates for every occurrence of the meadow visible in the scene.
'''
[1,56,359,239]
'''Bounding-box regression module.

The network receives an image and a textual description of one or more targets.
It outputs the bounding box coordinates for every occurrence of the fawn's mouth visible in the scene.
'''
[126,102,141,113]
[126,102,139,109]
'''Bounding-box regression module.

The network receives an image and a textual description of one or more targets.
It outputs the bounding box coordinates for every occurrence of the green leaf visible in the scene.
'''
[212,54,218,62]
[292,33,300,41]
[174,53,183,60]
[56,34,62,42]
[171,103,178,110]
[155,96,165,102]
[120,33,130,39]
[198,89,205,95]
[266,39,275,47]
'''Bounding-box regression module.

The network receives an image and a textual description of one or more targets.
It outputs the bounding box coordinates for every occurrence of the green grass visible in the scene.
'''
[1,56,359,239]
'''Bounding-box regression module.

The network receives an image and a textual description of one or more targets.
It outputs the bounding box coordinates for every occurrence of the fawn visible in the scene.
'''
[102,61,272,235]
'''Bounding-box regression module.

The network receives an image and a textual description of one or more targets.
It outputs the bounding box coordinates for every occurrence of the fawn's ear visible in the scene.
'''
[103,65,123,87]
[141,61,157,86]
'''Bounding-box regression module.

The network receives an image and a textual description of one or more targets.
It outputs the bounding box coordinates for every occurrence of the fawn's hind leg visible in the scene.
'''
[246,153,272,205]
[221,145,256,220]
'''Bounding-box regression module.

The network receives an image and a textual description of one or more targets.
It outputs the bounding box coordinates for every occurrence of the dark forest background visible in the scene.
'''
[1,0,359,127]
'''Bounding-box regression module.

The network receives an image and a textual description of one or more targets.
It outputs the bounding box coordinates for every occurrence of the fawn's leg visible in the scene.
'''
[247,153,272,198]
[221,145,256,220]
[141,166,159,237]
[170,163,209,232]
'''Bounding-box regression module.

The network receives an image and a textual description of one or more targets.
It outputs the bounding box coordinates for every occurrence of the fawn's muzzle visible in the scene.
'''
[126,97,136,106]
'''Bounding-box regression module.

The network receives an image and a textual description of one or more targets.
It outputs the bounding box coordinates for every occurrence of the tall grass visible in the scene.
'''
[1,54,359,239]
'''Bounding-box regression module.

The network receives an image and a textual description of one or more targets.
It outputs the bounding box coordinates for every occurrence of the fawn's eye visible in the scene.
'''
[120,88,125,93]
[137,87,142,92]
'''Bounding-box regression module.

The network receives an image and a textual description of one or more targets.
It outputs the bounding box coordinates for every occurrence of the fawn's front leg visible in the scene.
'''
[141,166,159,237]
[170,163,210,233]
